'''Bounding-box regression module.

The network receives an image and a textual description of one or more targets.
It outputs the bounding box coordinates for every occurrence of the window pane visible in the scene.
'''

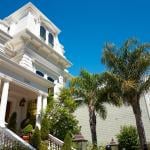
[36,70,44,77]
[48,33,54,46]
[47,76,54,82]
[40,26,46,41]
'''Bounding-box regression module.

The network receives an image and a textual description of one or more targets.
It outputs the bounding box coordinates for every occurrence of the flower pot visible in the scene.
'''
[22,135,30,143]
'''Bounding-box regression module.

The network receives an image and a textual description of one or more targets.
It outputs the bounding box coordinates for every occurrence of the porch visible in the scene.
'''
[0,78,48,131]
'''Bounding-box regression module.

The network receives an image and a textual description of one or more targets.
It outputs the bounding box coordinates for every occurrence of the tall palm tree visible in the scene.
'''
[70,69,119,146]
[102,39,150,150]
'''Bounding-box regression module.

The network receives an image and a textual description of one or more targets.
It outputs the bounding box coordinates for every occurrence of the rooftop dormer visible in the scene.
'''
[2,2,65,56]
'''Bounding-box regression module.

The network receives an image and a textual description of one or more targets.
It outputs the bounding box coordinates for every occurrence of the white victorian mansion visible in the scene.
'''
[0,2,71,148]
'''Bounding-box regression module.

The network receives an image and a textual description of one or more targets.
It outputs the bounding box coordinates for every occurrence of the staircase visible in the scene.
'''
[0,127,35,150]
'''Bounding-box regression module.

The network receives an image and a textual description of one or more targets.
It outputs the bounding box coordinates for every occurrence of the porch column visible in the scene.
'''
[0,80,10,127]
[42,96,47,113]
[36,94,42,129]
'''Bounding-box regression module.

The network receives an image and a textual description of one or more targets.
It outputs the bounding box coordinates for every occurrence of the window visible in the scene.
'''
[36,70,44,77]
[40,26,46,41]
[47,76,54,82]
[48,32,54,46]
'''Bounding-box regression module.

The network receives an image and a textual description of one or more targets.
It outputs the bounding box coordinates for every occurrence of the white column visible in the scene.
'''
[36,94,42,129]
[54,76,64,100]
[0,80,10,127]
[42,96,47,113]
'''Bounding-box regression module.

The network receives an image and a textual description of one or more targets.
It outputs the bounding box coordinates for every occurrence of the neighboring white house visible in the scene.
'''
[0,2,71,131]
[74,86,150,145]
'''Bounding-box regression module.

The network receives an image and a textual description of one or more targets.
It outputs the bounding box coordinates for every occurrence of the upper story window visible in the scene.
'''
[40,26,46,41]
[48,33,54,46]
[47,76,54,82]
[36,70,44,77]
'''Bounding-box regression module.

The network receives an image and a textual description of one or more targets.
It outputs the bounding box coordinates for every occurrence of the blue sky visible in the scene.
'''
[0,0,150,75]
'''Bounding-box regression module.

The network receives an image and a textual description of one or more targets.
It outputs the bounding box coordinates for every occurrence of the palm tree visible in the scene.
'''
[102,39,150,150]
[70,70,113,146]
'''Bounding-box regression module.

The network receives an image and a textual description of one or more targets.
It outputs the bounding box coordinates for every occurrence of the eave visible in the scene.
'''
[7,29,72,68]
[0,53,54,90]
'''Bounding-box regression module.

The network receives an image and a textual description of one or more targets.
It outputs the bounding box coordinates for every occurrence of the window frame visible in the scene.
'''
[40,26,46,41]
[48,32,54,47]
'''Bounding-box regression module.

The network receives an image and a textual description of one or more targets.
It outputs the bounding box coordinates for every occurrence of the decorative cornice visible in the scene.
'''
[4,2,61,34]
[7,29,72,68]
[0,53,54,89]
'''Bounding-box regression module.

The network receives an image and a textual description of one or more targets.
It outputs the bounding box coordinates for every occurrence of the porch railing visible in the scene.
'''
[48,134,64,150]
[0,127,35,150]
[48,134,76,150]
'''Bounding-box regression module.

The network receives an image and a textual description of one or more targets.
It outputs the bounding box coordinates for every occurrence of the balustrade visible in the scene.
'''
[48,134,64,150]
[0,127,35,150]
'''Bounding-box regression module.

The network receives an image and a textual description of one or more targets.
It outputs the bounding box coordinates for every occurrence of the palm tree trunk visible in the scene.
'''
[132,99,148,150]
[89,106,97,146]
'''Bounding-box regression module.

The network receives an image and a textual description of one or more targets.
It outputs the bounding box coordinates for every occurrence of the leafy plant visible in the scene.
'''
[116,125,139,150]
[31,127,41,149]
[62,132,72,150]
[22,124,33,135]
[49,105,80,140]
[21,112,35,129]
[99,145,105,150]
[7,112,17,133]
[41,115,50,140]
[58,88,77,113]
[46,91,80,140]
[40,141,48,150]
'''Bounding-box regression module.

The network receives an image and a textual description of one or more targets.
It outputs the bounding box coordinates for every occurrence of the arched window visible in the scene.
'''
[40,26,46,41]
[36,70,44,77]
[47,76,54,82]
[48,33,54,46]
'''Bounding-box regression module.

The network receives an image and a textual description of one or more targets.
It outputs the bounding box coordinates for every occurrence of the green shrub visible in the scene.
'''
[99,145,105,150]
[49,107,80,140]
[62,132,72,150]
[7,112,17,133]
[40,141,48,150]
[41,115,49,140]
[116,125,139,150]
[22,124,33,135]
[31,127,41,149]
[90,146,98,150]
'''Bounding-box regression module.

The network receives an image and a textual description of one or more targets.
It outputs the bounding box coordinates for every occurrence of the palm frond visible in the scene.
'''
[102,38,150,105]
[139,76,150,94]
[95,103,107,120]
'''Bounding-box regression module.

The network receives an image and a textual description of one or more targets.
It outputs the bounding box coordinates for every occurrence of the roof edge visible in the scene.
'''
[4,2,61,34]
